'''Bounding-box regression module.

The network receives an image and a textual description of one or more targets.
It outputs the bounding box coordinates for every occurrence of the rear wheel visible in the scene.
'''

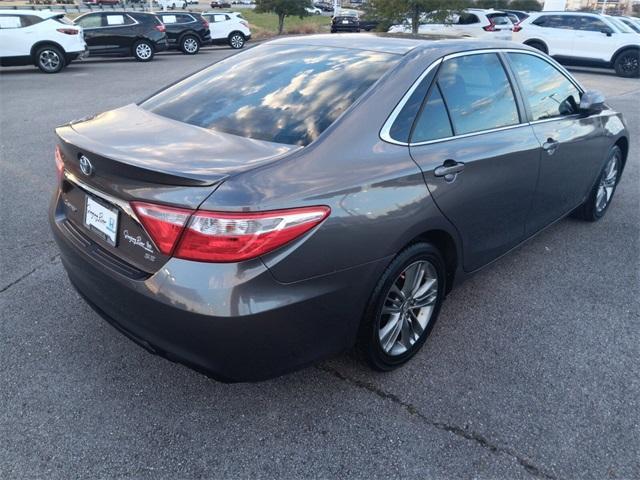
[180,35,200,55]
[358,243,446,371]
[525,40,548,54]
[35,45,66,73]
[133,39,154,62]
[228,32,245,49]
[613,49,639,78]
[572,145,622,221]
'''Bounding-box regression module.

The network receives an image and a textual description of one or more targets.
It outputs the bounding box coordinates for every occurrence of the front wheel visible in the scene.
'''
[228,32,245,49]
[357,243,446,371]
[35,45,66,73]
[181,35,200,55]
[133,39,154,62]
[572,145,622,221]
[614,50,639,78]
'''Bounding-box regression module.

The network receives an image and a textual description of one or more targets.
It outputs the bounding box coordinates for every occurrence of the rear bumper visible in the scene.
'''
[155,39,169,52]
[50,190,386,382]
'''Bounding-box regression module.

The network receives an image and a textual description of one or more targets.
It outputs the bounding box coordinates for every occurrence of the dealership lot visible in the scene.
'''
[1,47,639,479]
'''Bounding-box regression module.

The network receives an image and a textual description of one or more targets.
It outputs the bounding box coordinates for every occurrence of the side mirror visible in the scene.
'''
[580,90,606,115]
[601,27,613,36]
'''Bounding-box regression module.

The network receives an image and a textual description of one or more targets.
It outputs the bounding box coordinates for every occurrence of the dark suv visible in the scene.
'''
[331,15,360,33]
[154,12,211,55]
[74,12,168,62]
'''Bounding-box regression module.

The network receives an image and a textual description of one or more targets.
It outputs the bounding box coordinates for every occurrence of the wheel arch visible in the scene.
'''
[30,40,66,59]
[523,38,548,54]
[178,30,199,44]
[406,229,459,294]
[611,45,640,64]
[615,136,629,173]
[228,29,245,39]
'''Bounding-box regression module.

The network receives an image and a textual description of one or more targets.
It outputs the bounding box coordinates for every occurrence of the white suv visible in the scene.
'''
[0,10,87,73]
[514,12,640,78]
[388,9,514,41]
[200,11,251,49]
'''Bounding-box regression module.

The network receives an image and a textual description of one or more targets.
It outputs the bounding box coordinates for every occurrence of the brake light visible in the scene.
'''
[155,24,166,32]
[513,22,522,33]
[202,19,209,29]
[240,20,249,28]
[483,19,496,32]
[132,203,330,262]
[57,28,79,35]
[55,145,64,181]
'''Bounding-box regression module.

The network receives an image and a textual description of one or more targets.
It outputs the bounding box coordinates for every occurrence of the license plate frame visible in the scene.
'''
[83,194,119,247]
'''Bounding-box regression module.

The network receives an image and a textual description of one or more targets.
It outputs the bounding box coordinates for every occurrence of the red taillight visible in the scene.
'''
[155,24,166,32]
[55,145,64,182]
[202,19,210,29]
[240,20,249,28]
[513,22,522,33]
[483,20,496,32]
[132,203,330,262]
[57,28,79,35]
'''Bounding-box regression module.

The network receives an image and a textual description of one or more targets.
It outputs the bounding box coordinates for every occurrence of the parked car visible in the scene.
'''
[315,2,334,12]
[210,0,231,8]
[74,11,168,62]
[500,9,529,24]
[514,12,640,77]
[83,0,121,5]
[155,11,211,55]
[331,15,360,33]
[615,16,640,33]
[388,9,514,41]
[359,18,380,32]
[201,11,251,49]
[50,36,628,381]
[306,7,322,15]
[0,10,87,73]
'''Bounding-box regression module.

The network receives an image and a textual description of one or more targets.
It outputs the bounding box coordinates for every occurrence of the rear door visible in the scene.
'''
[408,52,540,272]
[571,16,618,62]
[75,13,103,52]
[505,52,606,234]
[530,15,577,57]
[209,13,230,39]
[0,14,27,57]
[99,13,136,52]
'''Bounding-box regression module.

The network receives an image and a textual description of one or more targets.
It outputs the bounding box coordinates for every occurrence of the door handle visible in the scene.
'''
[542,138,560,155]
[434,160,465,179]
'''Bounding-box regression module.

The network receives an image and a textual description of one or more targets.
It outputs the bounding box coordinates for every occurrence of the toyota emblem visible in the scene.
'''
[79,155,93,176]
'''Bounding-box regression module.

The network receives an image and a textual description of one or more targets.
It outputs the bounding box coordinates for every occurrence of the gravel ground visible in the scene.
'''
[1,47,638,480]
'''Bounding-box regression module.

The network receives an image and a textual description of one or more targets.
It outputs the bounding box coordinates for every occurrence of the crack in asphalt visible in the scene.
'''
[0,254,60,294]
[317,364,556,480]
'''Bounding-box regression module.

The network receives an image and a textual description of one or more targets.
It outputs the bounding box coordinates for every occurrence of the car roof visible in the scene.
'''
[267,34,535,57]
[0,9,65,18]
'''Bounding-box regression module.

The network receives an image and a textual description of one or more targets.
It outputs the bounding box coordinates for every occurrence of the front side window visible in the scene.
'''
[507,53,581,121]
[576,16,609,32]
[436,53,519,135]
[76,14,102,28]
[142,45,400,146]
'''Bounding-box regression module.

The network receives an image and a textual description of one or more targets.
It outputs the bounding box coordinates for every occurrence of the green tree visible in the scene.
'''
[369,0,471,34]
[255,0,312,34]
[509,0,542,11]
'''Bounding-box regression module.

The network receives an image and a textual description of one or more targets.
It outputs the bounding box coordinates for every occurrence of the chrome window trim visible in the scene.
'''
[379,48,585,147]
[63,170,141,224]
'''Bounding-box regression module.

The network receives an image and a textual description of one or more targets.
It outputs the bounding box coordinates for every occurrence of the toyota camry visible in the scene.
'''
[50,35,629,381]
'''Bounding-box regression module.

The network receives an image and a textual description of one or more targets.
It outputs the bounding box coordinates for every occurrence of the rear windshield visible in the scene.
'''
[142,45,399,146]
[487,13,512,25]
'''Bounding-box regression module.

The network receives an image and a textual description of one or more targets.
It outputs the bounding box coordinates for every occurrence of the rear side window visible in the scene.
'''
[507,53,581,121]
[575,16,608,32]
[533,15,575,29]
[0,15,22,29]
[105,14,134,26]
[142,45,399,146]
[457,13,479,25]
[161,14,194,24]
[436,53,519,135]
[76,14,102,28]
[411,86,453,143]
[20,15,44,27]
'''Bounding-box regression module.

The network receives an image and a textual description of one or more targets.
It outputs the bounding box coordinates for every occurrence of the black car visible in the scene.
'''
[155,12,211,55]
[331,15,359,33]
[314,2,333,12]
[74,12,168,62]
[210,0,231,7]
[359,18,380,32]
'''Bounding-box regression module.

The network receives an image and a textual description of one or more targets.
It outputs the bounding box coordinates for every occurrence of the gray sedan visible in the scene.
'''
[50,35,629,381]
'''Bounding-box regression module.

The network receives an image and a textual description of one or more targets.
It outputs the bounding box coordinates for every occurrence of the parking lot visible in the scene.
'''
[1,47,639,479]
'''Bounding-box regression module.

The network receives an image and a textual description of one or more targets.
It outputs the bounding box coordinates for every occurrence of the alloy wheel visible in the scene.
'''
[230,34,244,49]
[595,153,620,213]
[39,50,60,72]
[136,43,152,60]
[378,260,438,356]
[183,37,198,54]
[620,54,639,75]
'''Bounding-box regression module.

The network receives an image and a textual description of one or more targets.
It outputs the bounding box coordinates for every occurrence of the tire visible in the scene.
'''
[357,243,446,371]
[613,49,639,78]
[525,40,548,54]
[132,39,154,62]
[228,31,245,49]
[180,34,200,55]
[35,45,66,73]
[572,145,622,222]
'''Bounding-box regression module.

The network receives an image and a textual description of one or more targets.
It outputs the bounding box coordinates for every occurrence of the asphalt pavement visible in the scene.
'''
[1,47,639,479]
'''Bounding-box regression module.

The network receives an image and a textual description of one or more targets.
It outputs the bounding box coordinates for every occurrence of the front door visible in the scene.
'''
[505,52,606,234]
[409,52,540,272]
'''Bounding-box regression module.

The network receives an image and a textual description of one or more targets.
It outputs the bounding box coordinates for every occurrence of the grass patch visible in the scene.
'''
[234,10,331,38]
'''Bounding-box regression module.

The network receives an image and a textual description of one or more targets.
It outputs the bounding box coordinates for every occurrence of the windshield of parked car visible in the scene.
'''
[142,45,399,146]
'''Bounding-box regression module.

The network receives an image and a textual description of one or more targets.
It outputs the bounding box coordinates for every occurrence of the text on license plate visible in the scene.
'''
[84,195,118,246]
